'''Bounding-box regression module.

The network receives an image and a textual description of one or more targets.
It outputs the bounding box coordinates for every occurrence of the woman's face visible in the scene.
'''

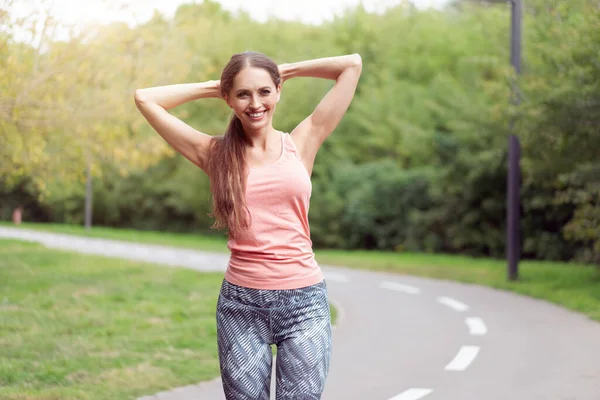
[225,67,281,133]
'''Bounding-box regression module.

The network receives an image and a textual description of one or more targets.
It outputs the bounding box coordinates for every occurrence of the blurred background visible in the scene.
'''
[1,0,599,264]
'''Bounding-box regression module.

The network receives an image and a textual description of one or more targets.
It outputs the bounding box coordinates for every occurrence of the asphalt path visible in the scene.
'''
[2,227,599,400]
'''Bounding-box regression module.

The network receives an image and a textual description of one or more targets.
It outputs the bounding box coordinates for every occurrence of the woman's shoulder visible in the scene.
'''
[279,130,304,160]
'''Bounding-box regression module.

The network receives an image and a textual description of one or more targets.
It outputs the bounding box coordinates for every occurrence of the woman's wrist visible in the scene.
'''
[278,64,293,83]
[198,80,222,99]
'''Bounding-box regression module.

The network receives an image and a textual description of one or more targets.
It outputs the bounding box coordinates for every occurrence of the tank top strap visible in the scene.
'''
[281,131,302,160]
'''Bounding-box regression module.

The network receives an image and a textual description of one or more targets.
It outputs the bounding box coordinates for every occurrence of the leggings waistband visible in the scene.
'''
[219,279,327,309]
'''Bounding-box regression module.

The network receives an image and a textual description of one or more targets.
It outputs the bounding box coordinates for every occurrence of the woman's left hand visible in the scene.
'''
[278,63,291,85]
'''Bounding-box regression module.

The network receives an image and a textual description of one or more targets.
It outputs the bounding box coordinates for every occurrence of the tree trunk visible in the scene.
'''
[85,159,93,230]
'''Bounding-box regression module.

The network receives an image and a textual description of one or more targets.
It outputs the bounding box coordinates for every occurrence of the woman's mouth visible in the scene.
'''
[247,111,266,121]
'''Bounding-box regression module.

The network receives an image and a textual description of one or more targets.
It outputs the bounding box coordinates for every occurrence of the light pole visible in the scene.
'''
[503,0,522,281]
[507,0,522,282]
[466,0,522,280]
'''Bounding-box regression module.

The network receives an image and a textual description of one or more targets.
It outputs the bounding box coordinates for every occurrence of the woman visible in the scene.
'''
[134,51,362,399]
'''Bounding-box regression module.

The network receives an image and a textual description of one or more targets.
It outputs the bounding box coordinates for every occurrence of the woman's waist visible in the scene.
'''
[228,229,313,256]
[219,278,326,308]
[225,254,323,290]
[228,246,315,264]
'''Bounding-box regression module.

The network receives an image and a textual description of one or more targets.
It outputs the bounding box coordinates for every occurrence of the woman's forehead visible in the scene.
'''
[233,67,274,89]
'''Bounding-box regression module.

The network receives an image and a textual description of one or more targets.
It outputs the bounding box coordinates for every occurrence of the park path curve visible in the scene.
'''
[2,227,600,400]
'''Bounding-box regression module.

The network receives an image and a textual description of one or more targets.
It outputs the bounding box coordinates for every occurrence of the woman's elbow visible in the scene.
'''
[350,53,362,69]
[133,89,146,106]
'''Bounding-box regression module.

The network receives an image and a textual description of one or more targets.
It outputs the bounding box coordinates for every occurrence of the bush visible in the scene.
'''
[310,160,433,250]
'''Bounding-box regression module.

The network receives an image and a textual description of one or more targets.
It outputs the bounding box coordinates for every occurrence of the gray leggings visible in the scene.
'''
[216,279,332,399]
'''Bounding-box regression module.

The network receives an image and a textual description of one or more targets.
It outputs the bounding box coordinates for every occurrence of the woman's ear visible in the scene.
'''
[223,93,232,108]
[276,84,282,103]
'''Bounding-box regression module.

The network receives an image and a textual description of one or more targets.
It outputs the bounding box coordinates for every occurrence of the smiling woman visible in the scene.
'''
[134,50,361,399]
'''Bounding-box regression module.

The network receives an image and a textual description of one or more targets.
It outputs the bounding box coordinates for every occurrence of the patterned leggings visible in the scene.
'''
[216,279,332,399]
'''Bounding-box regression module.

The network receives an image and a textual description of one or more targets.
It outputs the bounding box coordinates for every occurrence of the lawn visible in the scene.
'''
[0,240,223,400]
[3,222,599,323]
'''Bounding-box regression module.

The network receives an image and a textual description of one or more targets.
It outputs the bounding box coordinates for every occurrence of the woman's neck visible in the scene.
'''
[244,125,277,149]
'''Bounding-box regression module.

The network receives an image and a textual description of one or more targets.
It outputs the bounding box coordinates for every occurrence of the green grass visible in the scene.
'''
[0,240,225,400]
[0,239,337,399]
[3,222,599,322]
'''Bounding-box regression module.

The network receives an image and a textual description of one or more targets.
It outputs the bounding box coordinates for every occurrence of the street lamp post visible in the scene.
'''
[467,0,522,281]
[507,0,522,282]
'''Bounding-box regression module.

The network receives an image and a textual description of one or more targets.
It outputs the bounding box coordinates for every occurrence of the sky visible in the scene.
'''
[14,0,451,28]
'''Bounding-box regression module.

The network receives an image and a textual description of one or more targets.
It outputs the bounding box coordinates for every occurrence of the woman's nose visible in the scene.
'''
[250,95,261,109]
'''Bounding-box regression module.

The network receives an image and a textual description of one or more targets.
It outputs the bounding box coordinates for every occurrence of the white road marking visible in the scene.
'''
[437,296,470,312]
[388,388,434,400]
[379,281,421,294]
[465,317,488,335]
[445,346,480,371]
[324,272,350,282]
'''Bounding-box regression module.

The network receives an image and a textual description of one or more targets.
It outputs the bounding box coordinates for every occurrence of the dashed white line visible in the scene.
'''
[437,296,470,312]
[379,281,421,294]
[388,388,434,400]
[324,272,350,282]
[465,317,487,335]
[444,346,480,371]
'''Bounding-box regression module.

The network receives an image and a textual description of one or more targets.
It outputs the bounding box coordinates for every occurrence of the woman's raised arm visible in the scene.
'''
[134,80,222,171]
[281,54,362,172]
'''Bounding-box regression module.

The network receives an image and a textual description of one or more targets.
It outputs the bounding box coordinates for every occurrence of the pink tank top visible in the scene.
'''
[225,131,324,290]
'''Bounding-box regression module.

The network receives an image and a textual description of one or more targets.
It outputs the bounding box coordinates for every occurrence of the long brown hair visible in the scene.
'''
[207,51,281,238]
